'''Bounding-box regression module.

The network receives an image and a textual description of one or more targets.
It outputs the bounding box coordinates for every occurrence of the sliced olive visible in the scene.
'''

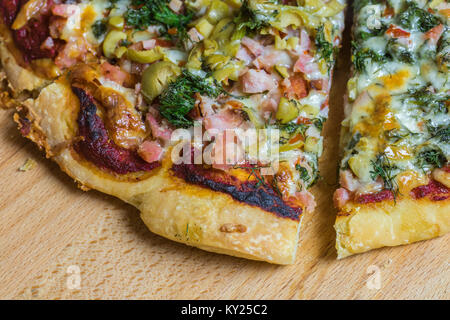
[276,97,299,124]
[103,30,127,58]
[127,47,165,64]
[141,61,181,102]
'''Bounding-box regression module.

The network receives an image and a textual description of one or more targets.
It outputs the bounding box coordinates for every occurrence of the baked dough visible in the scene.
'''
[16,80,302,264]
[335,198,450,259]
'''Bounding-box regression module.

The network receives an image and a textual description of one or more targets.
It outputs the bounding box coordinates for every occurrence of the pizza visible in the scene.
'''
[0,0,346,264]
[334,0,450,258]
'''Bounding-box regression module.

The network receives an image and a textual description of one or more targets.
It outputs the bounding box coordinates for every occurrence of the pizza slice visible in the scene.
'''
[1,0,345,264]
[334,0,449,258]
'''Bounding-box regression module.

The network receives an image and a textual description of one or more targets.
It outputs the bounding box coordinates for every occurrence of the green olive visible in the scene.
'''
[276,97,299,124]
[103,30,127,58]
[141,61,181,102]
[127,47,165,64]
[211,18,234,43]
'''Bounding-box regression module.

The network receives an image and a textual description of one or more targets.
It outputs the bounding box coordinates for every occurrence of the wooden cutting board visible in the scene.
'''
[0,12,448,300]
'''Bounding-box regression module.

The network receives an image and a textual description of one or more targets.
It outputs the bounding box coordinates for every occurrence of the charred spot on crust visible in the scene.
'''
[410,180,449,201]
[72,86,159,175]
[172,164,302,221]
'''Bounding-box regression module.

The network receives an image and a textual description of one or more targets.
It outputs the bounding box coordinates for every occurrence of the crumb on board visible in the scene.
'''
[19,158,36,172]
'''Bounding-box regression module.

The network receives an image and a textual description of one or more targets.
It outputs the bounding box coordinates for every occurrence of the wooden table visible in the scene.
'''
[0,12,448,300]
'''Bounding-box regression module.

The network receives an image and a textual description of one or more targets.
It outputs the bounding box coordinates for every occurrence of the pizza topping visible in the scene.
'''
[338,0,449,205]
[137,140,164,163]
[241,69,277,93]
[0,0,21,26]
[410,179,449,201]
[72,86,159,174]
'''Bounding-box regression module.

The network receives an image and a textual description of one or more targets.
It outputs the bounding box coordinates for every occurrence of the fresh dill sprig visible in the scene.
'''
[315,26,336,70]
[158,70,225,128]
[126,0,193,43]
[352,42,388,73]
[416,148,446,172]
[370,153,399,196]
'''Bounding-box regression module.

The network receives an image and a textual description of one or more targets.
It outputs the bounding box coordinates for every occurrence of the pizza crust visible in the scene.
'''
[0,37,48,96]
[335,198,450,259]
[16,78,302,265]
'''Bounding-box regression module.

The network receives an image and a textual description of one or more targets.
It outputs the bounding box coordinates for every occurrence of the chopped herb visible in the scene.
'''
[19,158,36,172]
[234,0,277,35]
[126,0,193,42]
[427,122,450,143]
[296,164,310,183]
[92,20,107,39]
[158,70,226,128]
[312,117,326,131]
[386,38,415,63]
[370,153,398,195]
[315,26,336,69]
[276,122,308,144]
[404,88,449,114]
[352,42,387,72]
[347,132,362,149]
[356,25,386,40]
[397,1,440,33]
[416,148,446,171]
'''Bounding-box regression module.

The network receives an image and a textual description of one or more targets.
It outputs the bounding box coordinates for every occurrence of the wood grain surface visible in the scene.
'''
[0,9,448,300]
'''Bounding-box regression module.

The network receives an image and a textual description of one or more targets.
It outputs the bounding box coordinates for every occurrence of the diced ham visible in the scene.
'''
[168,0,183,13]
[210,131,245,170]
[241,36,264,56]
[51,4,79,18]
[204,108,245,131]
[425,24,444,46]
[339,170,360,192]
[54,38,86,69]
[48,16,66,38]
[138,140,164,163]
[100,62,129,86]
[293,52,319,75]
[333,188,350,209]
[187,27,203,43]
[142,39,156,50]
[236,46,253,65]
[146,111,173,142]
[261,97,278,116]
[254,50,292,70]
[282,74,308,99]
[386,24,410,38]
[299,29,311,52]
[294,191,316,213]
[241,69,277,93]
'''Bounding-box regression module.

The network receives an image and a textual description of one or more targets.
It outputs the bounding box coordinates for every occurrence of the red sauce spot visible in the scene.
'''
[410,180,449,201]
[12,0,58,62]
[72,86,159,175]
[356,189,394,204]
[0,0,21,26]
